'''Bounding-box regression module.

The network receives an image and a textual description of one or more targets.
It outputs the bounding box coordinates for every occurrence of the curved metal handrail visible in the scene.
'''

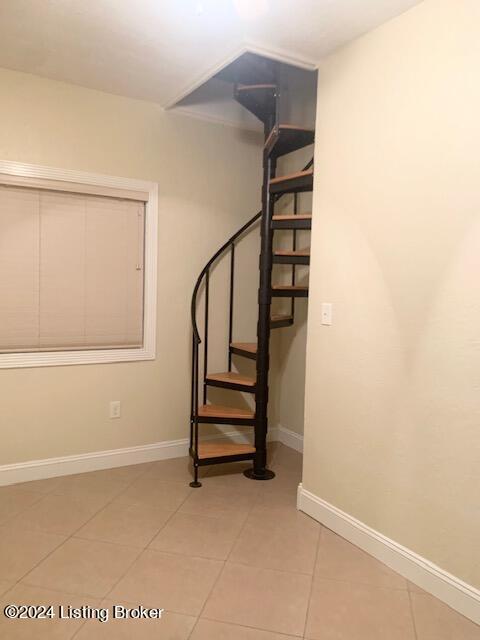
[191,209,261,343]
[190,156,314,344]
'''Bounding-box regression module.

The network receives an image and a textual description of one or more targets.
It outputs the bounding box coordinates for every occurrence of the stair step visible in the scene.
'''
[197,442,255,461]
[270,314,294,329]
[273,248,311,265]
[197,404,255,425]
[230,342,257,360]
[206,371,256,392]
[235,84,276,123]
[271,214,312,230]
[272,285,309,298]
[265,125,315,157]
[270,169,314,195]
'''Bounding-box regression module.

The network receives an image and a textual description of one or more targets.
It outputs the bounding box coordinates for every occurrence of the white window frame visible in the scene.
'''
[0,160,158,369]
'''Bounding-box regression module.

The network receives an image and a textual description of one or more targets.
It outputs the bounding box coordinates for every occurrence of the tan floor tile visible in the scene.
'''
[256,467,302,492]
[229,508,320,574]
[23,538,140,598]
[0,580,14,596]
[75,604,196,640]
[110,549,222,615]
[76,501,173,548]
[252,488,299,516]
[149,512,241,560]
[178,485,254,522]
[315,528,407,589]
[51,471,127,503]
[15,476,65,494]
[0,486,44,524]
[117,477,192,511]
[305,578,416,640]
[146,457,205,484]
[201,462,261,495]
[257,467,302,493]
[410,591,480,639]
[90,463,153,484]
[0,584,100,639]
[10,493,107,536]
[266,440,281,457]
[191,619,298,640]
[408,580,426,594]
[254,504,318,528]
[202,562,311,636]
[271,444,303,473]
[0,523,66,582]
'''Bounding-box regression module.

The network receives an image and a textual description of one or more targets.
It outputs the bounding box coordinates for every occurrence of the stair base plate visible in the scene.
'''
[243,468,276,481]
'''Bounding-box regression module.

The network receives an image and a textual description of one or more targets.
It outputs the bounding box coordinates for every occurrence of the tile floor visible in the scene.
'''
[0,443,478,639]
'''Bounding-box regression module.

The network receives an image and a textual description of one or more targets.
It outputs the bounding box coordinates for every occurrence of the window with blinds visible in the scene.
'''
[0,184,145,353]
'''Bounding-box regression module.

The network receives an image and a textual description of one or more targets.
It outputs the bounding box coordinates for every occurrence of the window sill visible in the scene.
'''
[0,346,156,369]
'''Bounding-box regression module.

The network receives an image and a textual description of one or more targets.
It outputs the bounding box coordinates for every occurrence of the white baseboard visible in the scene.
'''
[0,427,280,487]
[277,425,304,452]
[0,439,189,486]
[297,485,480,626]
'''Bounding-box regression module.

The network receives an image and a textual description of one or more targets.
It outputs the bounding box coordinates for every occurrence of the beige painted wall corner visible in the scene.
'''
[303,0,480,595]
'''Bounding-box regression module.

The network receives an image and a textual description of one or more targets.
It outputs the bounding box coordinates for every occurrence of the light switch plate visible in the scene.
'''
[321,303,333,325]
[109,401,121,419]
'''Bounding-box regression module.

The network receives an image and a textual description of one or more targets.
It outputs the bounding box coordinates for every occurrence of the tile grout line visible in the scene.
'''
[301,521,323,639]
[96,469,195,600]
[200,613,304,638]
[8,464,158,600]
[71,467,190,548]
[407,586,420,640]
[301,574,412,591]
[4,450,300,638]
[0,486,47,526]
[0,488,57,598]
[184,447,302,638]
[69,463,185,639]
[71,469,195,640]
[5,472,147,608]
[185,467,263,639]
[185,446,304,638]
[70,464,199,638]
[10,461,155,539]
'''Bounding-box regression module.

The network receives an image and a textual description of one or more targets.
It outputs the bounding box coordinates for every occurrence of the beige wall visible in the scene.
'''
[303,0,480,588]
[0,67,262,465]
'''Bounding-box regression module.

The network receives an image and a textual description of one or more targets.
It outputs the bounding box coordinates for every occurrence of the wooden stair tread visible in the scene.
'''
[237,83,276,91]
[206,372,255,387]
[272,285,309,291]
[274,248,310,257]
[270,169,313,185]
[197,442,255,460]
[230,342,257,354]
[272,214,312,221]
[278,124,314,131]
[198,404,255,419]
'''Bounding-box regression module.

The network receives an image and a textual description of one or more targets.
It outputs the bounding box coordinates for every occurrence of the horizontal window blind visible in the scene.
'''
[0,184,145,353]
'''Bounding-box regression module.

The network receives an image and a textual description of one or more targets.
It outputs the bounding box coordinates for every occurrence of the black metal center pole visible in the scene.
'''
[244,138,276,481]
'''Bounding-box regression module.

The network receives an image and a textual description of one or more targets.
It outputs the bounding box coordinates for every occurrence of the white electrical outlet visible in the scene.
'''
[321,303,333,325]
[109,401,121,419]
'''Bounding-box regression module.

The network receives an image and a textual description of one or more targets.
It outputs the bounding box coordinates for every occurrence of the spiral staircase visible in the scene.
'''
[189,54,315,487]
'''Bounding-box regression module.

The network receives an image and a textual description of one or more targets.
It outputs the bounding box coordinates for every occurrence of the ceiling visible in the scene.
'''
[0,0,422,108]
